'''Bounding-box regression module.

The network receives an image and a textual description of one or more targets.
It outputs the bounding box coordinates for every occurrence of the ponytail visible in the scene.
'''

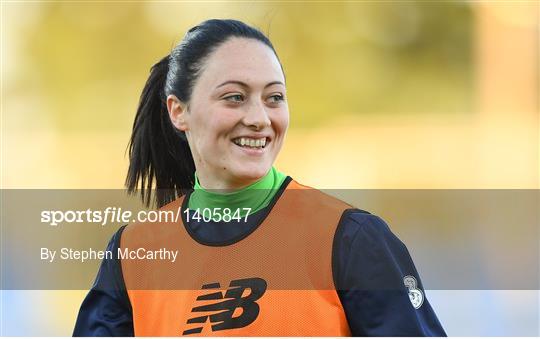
[126,55,195,208]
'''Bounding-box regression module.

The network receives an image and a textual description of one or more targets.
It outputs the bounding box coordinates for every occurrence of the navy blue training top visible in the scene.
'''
[73,178,447,336]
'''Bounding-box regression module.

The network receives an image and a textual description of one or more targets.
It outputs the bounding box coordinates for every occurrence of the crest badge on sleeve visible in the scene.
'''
[403,275,424,309]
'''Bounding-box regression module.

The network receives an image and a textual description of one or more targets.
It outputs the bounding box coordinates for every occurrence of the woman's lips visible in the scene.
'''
[231,136,271,148]
[231,139,269,155]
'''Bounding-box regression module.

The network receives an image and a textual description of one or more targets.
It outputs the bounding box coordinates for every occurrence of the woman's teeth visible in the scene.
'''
[233,137,267,148]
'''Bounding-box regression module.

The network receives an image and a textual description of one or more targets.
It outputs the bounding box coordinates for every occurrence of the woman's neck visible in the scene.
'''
[188,167,286,216]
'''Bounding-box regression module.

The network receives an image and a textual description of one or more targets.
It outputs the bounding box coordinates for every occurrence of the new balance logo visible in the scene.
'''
[182,277,267,335]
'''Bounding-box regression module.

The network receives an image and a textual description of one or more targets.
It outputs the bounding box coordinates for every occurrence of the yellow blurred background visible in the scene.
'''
[3,2,537,190]
[1,1,538,336]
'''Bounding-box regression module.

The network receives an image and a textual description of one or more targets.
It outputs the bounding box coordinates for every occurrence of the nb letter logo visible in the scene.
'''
[183,277,267,335]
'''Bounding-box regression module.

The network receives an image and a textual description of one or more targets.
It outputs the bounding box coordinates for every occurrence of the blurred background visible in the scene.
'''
[1,1,538,336]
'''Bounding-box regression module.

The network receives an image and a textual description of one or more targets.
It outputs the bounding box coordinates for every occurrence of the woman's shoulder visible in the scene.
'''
[335,209,403,248]
[285,178,356,212]
[333,210,420,293]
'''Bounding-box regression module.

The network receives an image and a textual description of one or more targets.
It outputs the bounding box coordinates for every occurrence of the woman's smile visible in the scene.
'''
[231,135,271,156]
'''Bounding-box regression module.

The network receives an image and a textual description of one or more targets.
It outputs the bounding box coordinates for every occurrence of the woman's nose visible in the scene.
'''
[242,99,271,130]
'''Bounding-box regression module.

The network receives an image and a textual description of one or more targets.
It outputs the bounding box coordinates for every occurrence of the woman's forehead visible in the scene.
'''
[197,37,285,89]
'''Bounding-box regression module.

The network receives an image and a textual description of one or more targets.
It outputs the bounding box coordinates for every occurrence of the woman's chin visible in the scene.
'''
[230,165,270,184]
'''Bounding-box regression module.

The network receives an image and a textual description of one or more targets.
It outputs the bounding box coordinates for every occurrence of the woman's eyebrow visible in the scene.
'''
[215,80,285,89]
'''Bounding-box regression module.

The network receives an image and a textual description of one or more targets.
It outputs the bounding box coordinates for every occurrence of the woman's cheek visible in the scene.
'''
[224,110,243,126]
[210,108,240,130]
[273,111,289,135]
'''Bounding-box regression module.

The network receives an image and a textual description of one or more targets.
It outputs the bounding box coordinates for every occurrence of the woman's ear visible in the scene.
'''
[167,95,189,131]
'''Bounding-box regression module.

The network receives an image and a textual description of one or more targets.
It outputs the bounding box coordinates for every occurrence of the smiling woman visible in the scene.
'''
[166,37,288,191]
[73,19,446,337]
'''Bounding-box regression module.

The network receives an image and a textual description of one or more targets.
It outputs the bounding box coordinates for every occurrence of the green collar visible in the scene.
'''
[188,167,287,218]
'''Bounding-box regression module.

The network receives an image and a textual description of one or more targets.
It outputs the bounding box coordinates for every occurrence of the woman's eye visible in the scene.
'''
[268,94,284,103]
[224,94,244,103]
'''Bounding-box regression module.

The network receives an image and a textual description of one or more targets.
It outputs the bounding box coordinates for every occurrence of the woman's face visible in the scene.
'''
[168,37,289,190]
